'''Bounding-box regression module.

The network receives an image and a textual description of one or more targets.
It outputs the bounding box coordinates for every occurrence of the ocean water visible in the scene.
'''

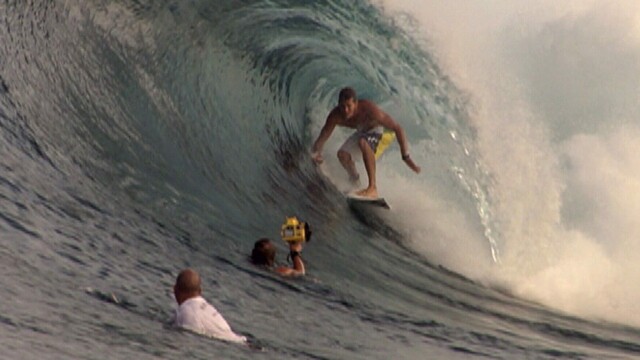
[1,0,640,359]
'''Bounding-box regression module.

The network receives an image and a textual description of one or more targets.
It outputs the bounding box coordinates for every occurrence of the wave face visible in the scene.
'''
[1,1,639,359]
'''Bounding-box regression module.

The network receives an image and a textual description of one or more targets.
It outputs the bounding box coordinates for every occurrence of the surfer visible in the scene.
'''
[311,87,421,198]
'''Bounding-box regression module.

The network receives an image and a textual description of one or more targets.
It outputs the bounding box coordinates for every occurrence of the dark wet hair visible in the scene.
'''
[251,238,276,267]
[338,87,357,103]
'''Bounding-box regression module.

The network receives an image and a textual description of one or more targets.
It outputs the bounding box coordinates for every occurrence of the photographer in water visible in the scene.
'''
[251,217,311,277]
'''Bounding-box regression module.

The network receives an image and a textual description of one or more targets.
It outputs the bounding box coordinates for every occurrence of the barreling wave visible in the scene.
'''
[0,0,497,255]
[9,1,638,360]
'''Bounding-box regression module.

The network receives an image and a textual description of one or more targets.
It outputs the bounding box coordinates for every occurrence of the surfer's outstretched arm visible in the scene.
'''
[394,124,420,173]
[375,109,421,174]
[311,110,339,164]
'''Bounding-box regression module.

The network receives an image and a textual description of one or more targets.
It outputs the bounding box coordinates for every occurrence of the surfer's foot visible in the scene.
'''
[355,187,378,199]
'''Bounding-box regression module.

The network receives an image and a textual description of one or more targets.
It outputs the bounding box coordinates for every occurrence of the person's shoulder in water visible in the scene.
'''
[172,268,247,343]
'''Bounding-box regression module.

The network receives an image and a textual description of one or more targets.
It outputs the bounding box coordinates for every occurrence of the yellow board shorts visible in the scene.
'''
[339,127,395,160]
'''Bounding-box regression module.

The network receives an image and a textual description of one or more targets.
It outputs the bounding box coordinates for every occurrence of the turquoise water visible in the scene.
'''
[0,1,639,359]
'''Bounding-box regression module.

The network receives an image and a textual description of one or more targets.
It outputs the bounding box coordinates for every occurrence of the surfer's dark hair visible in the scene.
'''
[251,238,275,267]
[338,87,357,103]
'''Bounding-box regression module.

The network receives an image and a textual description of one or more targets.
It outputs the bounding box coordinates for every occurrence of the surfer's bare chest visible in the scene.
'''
[339,110,376,130]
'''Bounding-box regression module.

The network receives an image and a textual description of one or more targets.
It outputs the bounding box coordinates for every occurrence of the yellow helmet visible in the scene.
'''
[280,216,311,243]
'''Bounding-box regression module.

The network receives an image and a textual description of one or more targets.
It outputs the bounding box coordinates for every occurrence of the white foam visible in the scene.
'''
[378,0,640,327]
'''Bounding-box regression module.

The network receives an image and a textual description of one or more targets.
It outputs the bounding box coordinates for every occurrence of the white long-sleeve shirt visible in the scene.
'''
[174,296,247,344]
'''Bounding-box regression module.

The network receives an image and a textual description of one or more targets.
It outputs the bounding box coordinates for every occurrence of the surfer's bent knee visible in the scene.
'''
[337,149,350,161]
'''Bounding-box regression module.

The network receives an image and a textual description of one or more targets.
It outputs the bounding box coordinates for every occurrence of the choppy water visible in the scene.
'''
[1,1,639,359]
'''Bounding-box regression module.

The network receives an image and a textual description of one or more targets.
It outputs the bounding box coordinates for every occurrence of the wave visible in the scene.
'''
[1,1,639,359]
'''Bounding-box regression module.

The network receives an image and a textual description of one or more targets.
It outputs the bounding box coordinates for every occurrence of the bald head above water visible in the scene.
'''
[174,268,202,305]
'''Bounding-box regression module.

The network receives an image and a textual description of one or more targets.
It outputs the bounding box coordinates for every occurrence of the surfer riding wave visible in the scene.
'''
[311,87,421,198]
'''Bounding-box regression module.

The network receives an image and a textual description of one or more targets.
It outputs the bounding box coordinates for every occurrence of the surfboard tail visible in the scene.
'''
[346,195,390,210]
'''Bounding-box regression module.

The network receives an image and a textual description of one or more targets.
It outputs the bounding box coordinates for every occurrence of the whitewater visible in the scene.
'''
[1,0,639,359]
